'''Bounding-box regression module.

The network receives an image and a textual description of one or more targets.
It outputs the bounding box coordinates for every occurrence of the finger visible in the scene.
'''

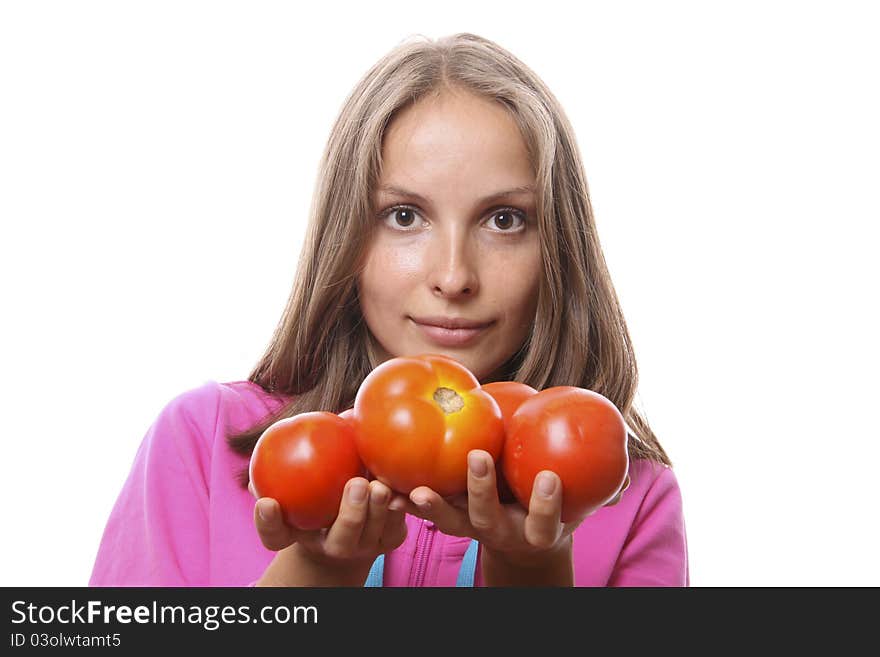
[254,498,297,551]
[359,480,391,548]
[445,493,469,511]
[387,492,413,513]
[466,451,506,535]
[409,486,471,537]
[323,478,370,559]
[380,507,408,551]
[388,492,425,519]
[523,471,564,550]
[248,480,257,499]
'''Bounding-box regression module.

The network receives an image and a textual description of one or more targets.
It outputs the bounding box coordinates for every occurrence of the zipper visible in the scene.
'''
[410,519,436,586]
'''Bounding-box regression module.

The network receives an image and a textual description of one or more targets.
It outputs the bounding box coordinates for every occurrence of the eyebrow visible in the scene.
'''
[377,184,535,205]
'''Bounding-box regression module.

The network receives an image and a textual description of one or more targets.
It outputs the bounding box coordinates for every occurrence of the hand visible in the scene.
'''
[402,450,630,568]
[251,477,409,569]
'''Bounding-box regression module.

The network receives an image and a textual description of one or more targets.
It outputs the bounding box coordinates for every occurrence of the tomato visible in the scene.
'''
[249,411,365,530]
[352,354,505,496]
[480,381,538,434]
[480,381,539,503]
[501,386,629,523]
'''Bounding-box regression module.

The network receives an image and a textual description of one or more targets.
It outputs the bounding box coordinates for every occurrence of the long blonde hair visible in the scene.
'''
[227,32,670,486]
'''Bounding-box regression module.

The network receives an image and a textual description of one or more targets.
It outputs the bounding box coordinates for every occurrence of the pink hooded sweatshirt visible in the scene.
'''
[88,380,689,587]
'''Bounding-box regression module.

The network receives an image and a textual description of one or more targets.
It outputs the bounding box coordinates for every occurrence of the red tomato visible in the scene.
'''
[249,412,364,530]
[339,408,376,479]
[501,386,629,523]
[352,354,505,496]
[480,381,538,433]
[480,381,538,503]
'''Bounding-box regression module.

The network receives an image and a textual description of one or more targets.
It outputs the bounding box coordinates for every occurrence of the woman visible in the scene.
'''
[89,32,688,587]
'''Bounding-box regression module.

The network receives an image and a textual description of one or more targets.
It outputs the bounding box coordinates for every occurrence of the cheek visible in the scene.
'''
[367,237,424,276]
[359,242,420,311]
[502,285,539,332]
[486,249,541,319]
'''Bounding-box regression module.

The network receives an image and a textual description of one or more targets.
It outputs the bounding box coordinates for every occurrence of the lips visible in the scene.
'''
[410,317,493,347]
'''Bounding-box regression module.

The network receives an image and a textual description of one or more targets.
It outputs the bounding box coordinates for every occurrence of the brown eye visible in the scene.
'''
[379,206,421,230]
[487,209,526,232]
[495,212,515,230]
[393,208,416,227]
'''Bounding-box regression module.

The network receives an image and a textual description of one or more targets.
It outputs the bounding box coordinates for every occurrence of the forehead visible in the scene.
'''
[377,91,534,192]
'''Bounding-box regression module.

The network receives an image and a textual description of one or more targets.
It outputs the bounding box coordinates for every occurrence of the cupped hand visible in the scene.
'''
[402,450,630,567]
[250,477,409,567]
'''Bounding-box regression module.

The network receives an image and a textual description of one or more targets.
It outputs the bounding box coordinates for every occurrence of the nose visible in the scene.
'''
[426,227,479,298]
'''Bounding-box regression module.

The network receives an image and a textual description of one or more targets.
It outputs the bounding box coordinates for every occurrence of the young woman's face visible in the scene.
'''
[359,89,541,381]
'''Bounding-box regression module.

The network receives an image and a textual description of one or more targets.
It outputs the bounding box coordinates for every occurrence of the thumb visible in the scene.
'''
[254,498,297,551]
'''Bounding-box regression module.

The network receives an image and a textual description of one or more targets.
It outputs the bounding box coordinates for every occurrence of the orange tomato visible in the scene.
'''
[352,354,505,496]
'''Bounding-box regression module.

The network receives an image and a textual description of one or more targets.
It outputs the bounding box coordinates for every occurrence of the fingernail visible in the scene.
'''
[411,494,431,510]
[468,452,488,478]
[349,481,367,504]
[370,486,389,506]
[537,472,557,497]
[258,500,273,521]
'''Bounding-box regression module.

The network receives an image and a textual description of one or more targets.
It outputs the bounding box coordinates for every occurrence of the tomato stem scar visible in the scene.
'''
[433,387,464,414]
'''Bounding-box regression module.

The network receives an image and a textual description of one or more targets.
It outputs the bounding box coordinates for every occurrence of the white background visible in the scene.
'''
[2,1,877,586]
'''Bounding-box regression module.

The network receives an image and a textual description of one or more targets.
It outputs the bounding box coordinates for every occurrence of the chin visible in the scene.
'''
[391,342,494,379]
[421,348,479,370]
[451,354,490,378]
